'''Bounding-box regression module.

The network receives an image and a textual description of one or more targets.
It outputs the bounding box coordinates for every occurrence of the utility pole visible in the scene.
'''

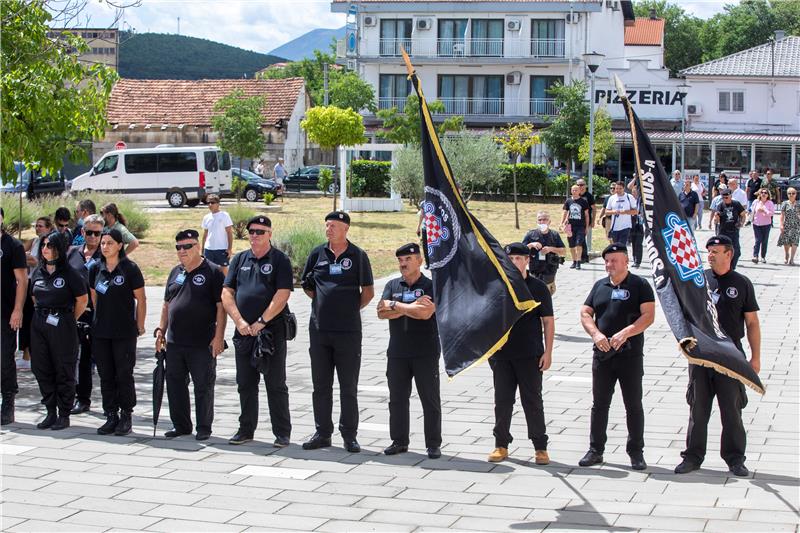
[323,63,329,105]
[177,17,180,35]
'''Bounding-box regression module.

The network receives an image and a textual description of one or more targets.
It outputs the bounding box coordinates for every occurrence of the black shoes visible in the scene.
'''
[195,431,211,441]
[630,454,647,471]
[51,415,70,431]
[576,261,582,270]
[344,439,361,453]
[70,401,90,415]
[273,436,290,448]
[674,460,701,474]
[37,410,57,430]
[165,428,192,438]
[578,449,604,467]
[729,463,750,477]
[114,411,132,436]
[427,447,442,459]
[228,430,254,445]
[1,394,15,425]
[97,411,120,435]
[570,262,577,269]
[302,433,332,450]
[384,442,408,456]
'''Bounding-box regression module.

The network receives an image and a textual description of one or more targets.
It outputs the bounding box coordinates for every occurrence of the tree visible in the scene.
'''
[496,123,540,229]
[440,132,506,201]
[377,94,464,146]
[1,0,119,183]
[633,1,704,76]
[300,105,365,210]
[328,71,376,113]
[578,106,615,167]
[259,49,335,106]
[539,81,588,173]
[211,89,266,181]
[390,145,424,205]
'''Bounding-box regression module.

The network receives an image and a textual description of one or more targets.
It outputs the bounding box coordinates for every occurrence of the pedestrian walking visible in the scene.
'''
[522,211,566,295]
[777,187,799,265]
[713,190,746,269]
[1,208,28,425]
[745,170,762,224]
[88,229,146,436]
[201,194,233,275]
[377,243,442,459]
[675,235,761,477]
[71,199,97,247]
[158,229,226,441]
[728,179,748,210]
[679,178,701,232]
[604,181,638,244]
[221,216,293,446]
[100,203,139,254]
[577,179,595,263]
[273,157,287,188]
[692,175,706,229]
[486,242,554,465]
[671,170,683,197]
[561,185,590,270]
[750,189,775,263]
[301,211,374,453]
[579,243,655,471]
[626,179,645,268]
[29,231,88,430]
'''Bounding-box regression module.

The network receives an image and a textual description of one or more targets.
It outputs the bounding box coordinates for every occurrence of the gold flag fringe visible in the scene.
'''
[678,337,765,395]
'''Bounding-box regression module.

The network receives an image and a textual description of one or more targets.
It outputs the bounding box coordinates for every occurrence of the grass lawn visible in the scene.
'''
[129,196,610,284]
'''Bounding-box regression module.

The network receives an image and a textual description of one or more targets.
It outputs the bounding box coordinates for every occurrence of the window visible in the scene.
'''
[94,155,118,174]
[718,90,744,112]
[158,152,198,172]
[530,76,562,115]
[378,74,411,110]
[438,19,468,56]
[204,152,219,172]
[531,19,565,57]
[125,153,158,174]
[438,75,503,114]
[379,19,412,56]
[470,19,504,56]
[218,151,231,171]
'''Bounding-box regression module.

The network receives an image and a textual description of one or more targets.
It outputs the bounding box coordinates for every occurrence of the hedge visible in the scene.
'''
[350,160,391,197]
[496,163,549,195]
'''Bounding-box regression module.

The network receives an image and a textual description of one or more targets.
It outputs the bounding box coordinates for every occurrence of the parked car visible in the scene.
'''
[1,162,68,199]
[284,165,339,194]
[231,167,283,202]
[774,175,800,202]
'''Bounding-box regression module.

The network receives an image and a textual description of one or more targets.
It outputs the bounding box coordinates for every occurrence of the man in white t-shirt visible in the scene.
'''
[728,179,748,208]
[201,194,234,274]
[603,181,638,247]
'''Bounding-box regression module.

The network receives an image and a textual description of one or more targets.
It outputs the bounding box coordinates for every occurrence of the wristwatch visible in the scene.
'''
[257,316,268,326]
[389,301,397,310]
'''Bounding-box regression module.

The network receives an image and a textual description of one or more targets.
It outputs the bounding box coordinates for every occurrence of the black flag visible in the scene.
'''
[402,50,537,377]
[616,76,764,394]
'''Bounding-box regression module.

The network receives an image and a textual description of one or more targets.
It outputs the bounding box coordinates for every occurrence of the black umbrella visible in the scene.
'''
[152,348,166,437]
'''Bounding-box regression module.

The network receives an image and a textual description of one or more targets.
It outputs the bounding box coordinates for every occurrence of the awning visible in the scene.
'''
[612,130,800,144]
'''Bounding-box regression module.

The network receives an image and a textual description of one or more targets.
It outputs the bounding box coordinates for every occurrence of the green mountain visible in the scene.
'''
[118,32,285,79]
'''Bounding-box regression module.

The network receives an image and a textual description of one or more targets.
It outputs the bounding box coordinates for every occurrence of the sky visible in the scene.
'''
[69,0,737,55]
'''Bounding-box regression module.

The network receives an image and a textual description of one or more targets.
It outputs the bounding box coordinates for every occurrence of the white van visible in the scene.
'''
[71,146,231,207]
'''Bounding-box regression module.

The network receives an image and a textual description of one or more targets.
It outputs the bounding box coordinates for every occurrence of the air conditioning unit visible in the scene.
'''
[506,71,522,85]
[363,15,376,27]
[687,103,702,116]
[566,13,581,24]
[507,19,521,31]
[416,18,433,30]
[336,39,346,58]
[605,0,619,9]
[346,59,357,71]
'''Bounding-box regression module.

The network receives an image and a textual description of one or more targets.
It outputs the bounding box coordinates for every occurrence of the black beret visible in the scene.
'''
[175,229,199,241]
[720,189,732,196]
[246,215,272,229]
[706,235,733,248]
[101,228,124,244]
[504,242,529,256]
[395,243,420,256]
[602,242,628,258]
[325,211,350,225]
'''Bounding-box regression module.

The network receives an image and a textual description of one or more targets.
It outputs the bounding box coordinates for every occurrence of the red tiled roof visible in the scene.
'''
[106,78,305,126]
[624,17,664,46]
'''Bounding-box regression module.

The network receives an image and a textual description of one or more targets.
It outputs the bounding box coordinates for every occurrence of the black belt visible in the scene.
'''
[35,307,73,315]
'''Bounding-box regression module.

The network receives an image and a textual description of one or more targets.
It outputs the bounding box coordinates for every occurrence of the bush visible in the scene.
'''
[262,192,275,206]
[497,164,550,195]
[390,146,423,205]
[226,203,256,239]
[273,223,326,282]
[349,160,391,197]
[591,175,611,197]
[318,168,334,196]
[547,174,573,197]
[231,176,246,202]
[0,193,39,234]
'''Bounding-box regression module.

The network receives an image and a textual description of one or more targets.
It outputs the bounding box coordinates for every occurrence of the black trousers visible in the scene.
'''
[167,343,217,434]
[720,229,741,269]
[629,227,644,265]
[490,357,548,450]
[752,224,771,259]
[19,290,33,351]
[75,312,93,405]
[93,336,137,413]
[1,319,18,396]
[30,311,79,415]
[233,325,290,437]
[590,352,645,456]
[386,356,442,448]
[681,364,747,467]
[309,326,361,439]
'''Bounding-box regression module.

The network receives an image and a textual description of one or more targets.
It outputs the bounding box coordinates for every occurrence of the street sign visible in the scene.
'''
[115,141,127,150]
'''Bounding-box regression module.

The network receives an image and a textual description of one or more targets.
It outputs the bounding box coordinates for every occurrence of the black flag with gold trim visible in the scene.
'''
[402,50,538,377]
[616,76,764,394]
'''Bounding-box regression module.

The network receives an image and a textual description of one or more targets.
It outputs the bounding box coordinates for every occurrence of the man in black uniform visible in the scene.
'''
[156,229,226,440]
[713,190,746,269]
[1,208,28,425]
[674,235,761,477]
[522,211,566,295]
[222,216,293,446]
[377,243,441,459]
[487,243,554,465]
[301,211,374,452]
[66,214,104,414]
[579,243,655,470]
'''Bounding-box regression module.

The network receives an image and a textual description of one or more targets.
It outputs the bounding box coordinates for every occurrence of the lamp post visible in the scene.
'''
[583,52,604,196]
[678,81,689,177]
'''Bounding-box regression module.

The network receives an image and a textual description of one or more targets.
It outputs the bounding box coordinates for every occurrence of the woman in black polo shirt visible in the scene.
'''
[30,231,88,430]
[88,229,146,436]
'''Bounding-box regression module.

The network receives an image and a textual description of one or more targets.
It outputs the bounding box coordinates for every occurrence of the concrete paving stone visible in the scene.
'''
[309,471,393,486]
[86,463,174,478]
[613,513,707,531]
[61,510,162,529]
[481,494,571,509]
[448,516,544,532]
[6,519,106,532]
[582,478,668,494]
[386,477,476,492]
[365,510,458,528]
[160,468,250,485]
[144,503,243,523]
[114,476,204,493]
[194,495,288,514]
[547,488,637,502]
[316,482,402,498]
[69,496,161,515]
[189,484,282,500]
[704,519,798,532]
[0,502,78,522]
[65,440,145,454]
[355,496,445,514]
[467,482,552,497]
[439,502,530,520]
[563,500,654,516]
[40,469,131,486]
[270,490,363,507]
[235,474,324,492]
[115,488,208,506]
[0,454,31,466]
[348,463,429,479]
[0,518,25,530]
[277,502,372,521]
[0,489,80,507]
[650,503,739,520]
[230,464,318,479]
[144,518,247,532]
[315,519,415,532]
[396,488,485,505]
[0,476,53,492]
[738,509,800,524]
[39,481,129,498]
[1,464,55,479]
[632,491,718,507]
[157,458,241,473]
[272,457,358,473]
[83,452,172,467]
[131,447,215,460]
[229,512,327,531]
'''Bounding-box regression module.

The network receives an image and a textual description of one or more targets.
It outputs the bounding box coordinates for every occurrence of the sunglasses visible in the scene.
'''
[248,229,267,235]
[84,229,102,237]
[43,242,57,249]
[207,200,219,204]
[175,243,196,251]
[789,192,797,196]
[57,223,70,228]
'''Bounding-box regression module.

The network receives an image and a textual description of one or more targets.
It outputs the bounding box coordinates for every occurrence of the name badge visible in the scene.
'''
[401,291,416,303]
[46,314,60,327]
[611,288,629,300]
[175,272,186,285]
[710,291,720,305]
[95,280,109,294]
[329,264,343,275]
[85,258,97,270]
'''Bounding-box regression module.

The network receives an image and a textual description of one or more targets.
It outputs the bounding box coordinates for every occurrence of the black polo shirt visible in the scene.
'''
[1,232,26,321]
[584,272,655,356]
[88,258,145,339]
[563,198,589,228]
[67,244,102,287]
[493,275,553,360]
[746,177,762,202]
[224,246,293,325]
[706,268,759,352]
[679,190,700,218]
[381,274,439,359]
[716,200,745,233]
[302,241,373,332]
[30,264,86,310]
[522,229,565,280]
[165,259,225,347]
[581,191,596,218]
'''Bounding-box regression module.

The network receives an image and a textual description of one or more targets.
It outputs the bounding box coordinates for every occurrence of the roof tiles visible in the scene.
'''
[624,17,664,46]
[681,36,800,78]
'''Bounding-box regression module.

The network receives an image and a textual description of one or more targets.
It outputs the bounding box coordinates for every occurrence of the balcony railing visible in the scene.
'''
[377,97,408,112]
[375,38,565,59]
[376,97,558,118]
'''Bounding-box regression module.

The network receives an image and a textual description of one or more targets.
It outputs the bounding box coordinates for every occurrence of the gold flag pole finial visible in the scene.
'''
[400,46,415,78]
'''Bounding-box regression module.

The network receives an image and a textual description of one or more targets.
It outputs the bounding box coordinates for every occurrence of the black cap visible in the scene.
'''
[706,235,733,248]
[602,242,628,258]
[325,211,350,225]
[395,243,420,257]
[175,229,199,241]
[504,242,529,256]
[721,189,731,196]
[246,215,272,229]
